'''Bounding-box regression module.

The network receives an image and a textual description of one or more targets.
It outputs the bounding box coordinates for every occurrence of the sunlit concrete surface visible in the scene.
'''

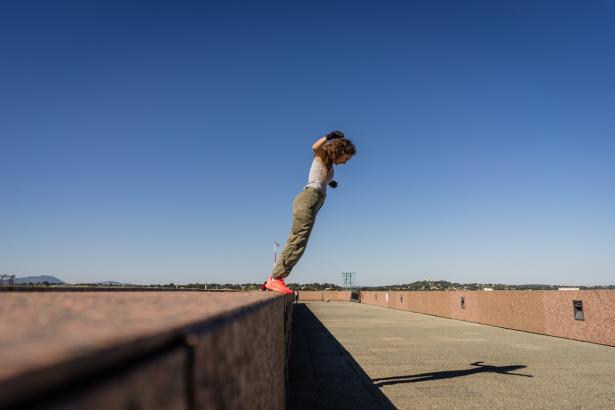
[291,302,615,410]
[0,291,291,409]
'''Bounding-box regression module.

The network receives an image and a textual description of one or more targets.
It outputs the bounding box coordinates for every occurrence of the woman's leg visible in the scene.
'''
[272,189,324,279]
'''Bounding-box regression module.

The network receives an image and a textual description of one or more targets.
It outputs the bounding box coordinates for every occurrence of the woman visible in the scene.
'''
[264,130,356,294]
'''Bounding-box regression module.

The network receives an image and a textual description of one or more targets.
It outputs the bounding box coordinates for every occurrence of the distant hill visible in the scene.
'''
[14,275,65,285]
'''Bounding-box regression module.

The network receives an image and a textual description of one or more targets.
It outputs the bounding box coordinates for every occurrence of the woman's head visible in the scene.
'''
[324,138,356,166]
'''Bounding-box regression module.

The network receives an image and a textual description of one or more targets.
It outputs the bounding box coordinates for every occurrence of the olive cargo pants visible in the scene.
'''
[272,187,325,279]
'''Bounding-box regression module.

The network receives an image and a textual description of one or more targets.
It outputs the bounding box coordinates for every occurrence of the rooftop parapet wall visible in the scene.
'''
[0,291,293,410]
[475,291,546,334]
[296,290,324,301]
[323,290,352,301]
[296,291,352,302]
[543,290,615,346]
[359,290,615,347]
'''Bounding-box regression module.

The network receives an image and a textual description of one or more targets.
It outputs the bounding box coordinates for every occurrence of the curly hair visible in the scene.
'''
[322,138,356,167]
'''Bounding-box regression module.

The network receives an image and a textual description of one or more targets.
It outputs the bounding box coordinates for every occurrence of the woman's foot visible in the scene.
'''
[265,276,293,294]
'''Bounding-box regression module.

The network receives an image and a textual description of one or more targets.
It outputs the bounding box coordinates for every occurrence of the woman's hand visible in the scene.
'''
[325,130,345,141]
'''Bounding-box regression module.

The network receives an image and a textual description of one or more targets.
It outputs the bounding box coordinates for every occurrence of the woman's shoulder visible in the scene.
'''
[312,156,333,174]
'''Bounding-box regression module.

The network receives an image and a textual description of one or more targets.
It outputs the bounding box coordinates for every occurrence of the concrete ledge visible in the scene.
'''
[0,291,293,409]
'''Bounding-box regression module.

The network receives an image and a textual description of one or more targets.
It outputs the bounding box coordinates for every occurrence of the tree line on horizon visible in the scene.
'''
[6,279,614,291]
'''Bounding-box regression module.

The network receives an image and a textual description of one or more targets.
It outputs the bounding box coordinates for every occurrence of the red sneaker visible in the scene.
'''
[265,276,293,295]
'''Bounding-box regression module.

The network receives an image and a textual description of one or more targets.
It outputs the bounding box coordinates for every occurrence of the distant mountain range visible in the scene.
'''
[10,276,126,285]
[98,280,123,286]
[14,275,65,284]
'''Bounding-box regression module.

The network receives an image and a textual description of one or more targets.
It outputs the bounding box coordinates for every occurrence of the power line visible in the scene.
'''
[340,272,357,290]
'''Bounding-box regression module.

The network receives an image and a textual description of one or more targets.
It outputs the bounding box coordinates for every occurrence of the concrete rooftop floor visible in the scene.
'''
[289,301,615,410]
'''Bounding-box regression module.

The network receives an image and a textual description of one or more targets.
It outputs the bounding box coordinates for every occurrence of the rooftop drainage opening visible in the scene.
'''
[573,300,584,321]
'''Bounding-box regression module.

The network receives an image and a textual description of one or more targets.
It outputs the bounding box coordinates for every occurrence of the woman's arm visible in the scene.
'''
[312,136,328,160]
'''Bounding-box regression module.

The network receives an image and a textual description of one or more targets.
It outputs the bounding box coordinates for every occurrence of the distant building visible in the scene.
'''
[558,287,580,291]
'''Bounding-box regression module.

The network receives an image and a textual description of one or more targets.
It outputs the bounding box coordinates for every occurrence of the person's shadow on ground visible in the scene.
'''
[373,362,533,387]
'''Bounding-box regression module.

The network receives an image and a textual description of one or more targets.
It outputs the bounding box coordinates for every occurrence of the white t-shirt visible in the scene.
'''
[304,157,333,195]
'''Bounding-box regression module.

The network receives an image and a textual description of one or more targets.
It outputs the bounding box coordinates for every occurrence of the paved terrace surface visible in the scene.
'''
[289,302,615,410]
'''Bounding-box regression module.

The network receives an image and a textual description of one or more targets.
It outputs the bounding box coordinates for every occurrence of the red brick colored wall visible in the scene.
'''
[476,291,546,334]
[297,291,323,301]
[385,291,409,310]
[449,291,480,323]
[351,290,615,346]
[296,291,353,302]
[543,290,615,346]
[323,290,352,301]
[406,291,452,318]
[360,291,388,307]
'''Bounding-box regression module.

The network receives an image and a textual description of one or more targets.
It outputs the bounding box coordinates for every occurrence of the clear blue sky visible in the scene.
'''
[1,1,614,286]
